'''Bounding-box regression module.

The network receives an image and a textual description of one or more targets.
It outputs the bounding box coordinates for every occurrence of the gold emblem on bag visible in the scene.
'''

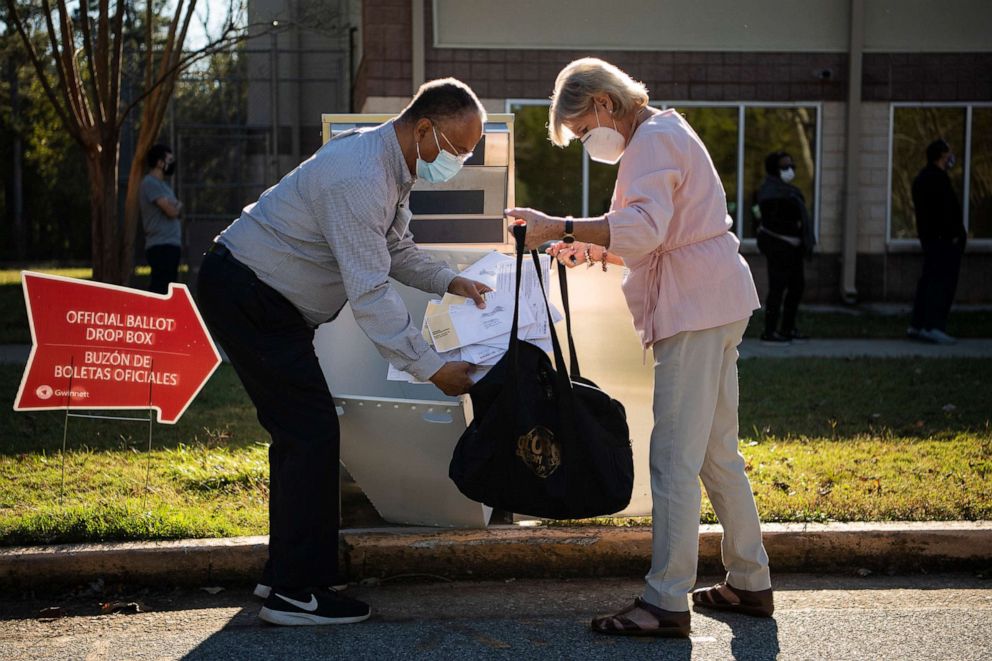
[516,426,561,478]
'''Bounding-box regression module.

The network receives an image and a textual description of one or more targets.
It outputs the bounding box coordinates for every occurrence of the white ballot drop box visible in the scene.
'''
[315,248,497,528]
[314,113,516,527]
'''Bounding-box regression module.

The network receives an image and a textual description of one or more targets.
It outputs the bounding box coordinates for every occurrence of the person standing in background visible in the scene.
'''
[140,144,183,294]
[755,151,815,345]
[908,139,966,345]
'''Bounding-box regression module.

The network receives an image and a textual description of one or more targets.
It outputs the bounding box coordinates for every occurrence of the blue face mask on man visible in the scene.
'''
[416,124,470,183]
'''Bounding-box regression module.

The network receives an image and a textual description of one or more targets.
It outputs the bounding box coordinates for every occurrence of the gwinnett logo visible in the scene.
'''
[35,385,53,400]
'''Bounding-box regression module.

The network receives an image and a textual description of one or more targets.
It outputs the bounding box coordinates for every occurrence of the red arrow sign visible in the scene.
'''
[14,272,222,424]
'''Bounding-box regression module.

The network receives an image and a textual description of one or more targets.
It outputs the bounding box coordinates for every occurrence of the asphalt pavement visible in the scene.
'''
[1,574,990,660]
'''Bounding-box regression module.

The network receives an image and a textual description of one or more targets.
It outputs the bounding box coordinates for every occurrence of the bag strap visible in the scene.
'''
[509,226,573,386]
[556,260,581,377]
[507,225,526,370]
[507,226,579,442]
[526,246,579,441]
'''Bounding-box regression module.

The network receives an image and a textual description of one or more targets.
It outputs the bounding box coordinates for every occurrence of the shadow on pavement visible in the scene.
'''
[696,609,780,661]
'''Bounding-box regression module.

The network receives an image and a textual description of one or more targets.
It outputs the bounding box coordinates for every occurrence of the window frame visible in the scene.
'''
[505,98,823,247]
[887,102,992,249]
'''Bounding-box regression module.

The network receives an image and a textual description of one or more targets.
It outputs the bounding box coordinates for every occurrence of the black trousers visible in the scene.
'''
[758,234,805,336]
[146,244,181,294]
[911,239,964,332]
[196,248,341,590]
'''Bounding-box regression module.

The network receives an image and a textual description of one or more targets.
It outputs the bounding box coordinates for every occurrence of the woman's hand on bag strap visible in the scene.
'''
[506,208,562,251]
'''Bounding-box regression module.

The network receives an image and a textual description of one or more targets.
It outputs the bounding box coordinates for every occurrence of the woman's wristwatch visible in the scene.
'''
[562,216,575,244]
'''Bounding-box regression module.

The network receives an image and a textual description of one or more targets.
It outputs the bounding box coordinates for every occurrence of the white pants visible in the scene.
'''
[643,318,771,611]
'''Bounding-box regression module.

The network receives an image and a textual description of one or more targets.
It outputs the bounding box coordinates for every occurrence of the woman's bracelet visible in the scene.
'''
[601,249,609,272]
[584,246,593,268]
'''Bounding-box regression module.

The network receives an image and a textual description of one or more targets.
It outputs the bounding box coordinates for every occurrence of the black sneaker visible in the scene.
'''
[259,587,371,626]
[785,329,810,342]
[760,332,792,345]
[254,559,348,599]
[254,581,348,599]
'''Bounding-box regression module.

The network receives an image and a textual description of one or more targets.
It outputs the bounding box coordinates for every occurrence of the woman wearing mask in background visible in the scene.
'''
[507,57,773,637]
[755,150,815,344]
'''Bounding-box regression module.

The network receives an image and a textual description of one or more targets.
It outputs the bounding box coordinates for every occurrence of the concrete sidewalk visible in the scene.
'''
[2,522,989,590]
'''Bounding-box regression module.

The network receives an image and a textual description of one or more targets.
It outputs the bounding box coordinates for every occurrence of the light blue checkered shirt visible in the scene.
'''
[217,121,457,381]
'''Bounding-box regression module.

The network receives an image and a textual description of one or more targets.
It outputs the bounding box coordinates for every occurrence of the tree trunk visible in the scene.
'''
[120,138,152,288]
[87,142,125,284]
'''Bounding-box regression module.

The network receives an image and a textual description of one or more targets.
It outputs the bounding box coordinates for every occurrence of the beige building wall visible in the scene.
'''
[433,0,992,53]
[817,101,847,255]
[856,103,892,254]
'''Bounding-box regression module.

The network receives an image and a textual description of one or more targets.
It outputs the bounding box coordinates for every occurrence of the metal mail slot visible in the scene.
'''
[411,167,507,218]
[321,113,514,247]
[409,218,505,243]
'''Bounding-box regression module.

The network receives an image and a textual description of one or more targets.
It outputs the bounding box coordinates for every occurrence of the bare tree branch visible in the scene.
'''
[39,0,84,135]
[4,0,77,136]
[78,0,106,128]
[115,21,271,128]
[144,0,153,94]
[55,0,96,132]
[108,0,125,126]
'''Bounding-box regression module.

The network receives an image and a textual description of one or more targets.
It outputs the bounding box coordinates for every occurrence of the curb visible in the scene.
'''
[1,522,989,589]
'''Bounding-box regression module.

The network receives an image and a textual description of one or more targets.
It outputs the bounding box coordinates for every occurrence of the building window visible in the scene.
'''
[741,106,818,239]
[970,107,992,240]
[508,101,820,243]
[889,104,992,242]
[673,106,739,230]
[511,103,583,218]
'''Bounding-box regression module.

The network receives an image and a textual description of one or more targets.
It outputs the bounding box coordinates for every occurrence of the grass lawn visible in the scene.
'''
[1,359,990,545]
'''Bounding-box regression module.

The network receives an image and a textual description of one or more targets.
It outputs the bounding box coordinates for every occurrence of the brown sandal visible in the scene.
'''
[692,582,774,617]
[590,598,691,637]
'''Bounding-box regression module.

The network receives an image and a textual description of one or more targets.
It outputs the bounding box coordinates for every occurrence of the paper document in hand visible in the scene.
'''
[496,254,555,338]
[427,291,532,352]
[460,341,506,366]
[457,251,513,290]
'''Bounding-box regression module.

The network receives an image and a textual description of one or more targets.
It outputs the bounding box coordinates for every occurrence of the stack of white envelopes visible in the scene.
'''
[387,251,562,383]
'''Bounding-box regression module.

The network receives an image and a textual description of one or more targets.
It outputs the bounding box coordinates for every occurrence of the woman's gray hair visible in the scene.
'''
[548,58,649,147]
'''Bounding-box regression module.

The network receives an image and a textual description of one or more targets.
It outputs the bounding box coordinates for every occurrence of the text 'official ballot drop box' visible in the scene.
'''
[313,114,516,527]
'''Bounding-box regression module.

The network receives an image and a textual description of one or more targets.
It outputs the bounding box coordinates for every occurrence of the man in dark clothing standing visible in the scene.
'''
[755,151,815,344]
[908,139,966,344]
[196,79,491,626]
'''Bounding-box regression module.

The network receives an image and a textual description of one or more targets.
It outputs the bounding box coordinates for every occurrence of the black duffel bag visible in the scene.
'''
[449,225,633,519]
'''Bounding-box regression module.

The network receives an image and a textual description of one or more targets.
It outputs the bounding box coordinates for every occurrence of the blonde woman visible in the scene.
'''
[507,58,773,637]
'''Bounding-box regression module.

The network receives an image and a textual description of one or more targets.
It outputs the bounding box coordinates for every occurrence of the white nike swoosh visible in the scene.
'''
[275,593,318,612]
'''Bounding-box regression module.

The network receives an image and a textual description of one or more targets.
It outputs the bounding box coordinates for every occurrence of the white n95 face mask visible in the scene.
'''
[416,124,469,183]
[780,167,796,183]
[581,104,626,165]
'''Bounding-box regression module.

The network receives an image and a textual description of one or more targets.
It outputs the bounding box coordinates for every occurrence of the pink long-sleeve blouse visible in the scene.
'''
[606,109,760,349]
